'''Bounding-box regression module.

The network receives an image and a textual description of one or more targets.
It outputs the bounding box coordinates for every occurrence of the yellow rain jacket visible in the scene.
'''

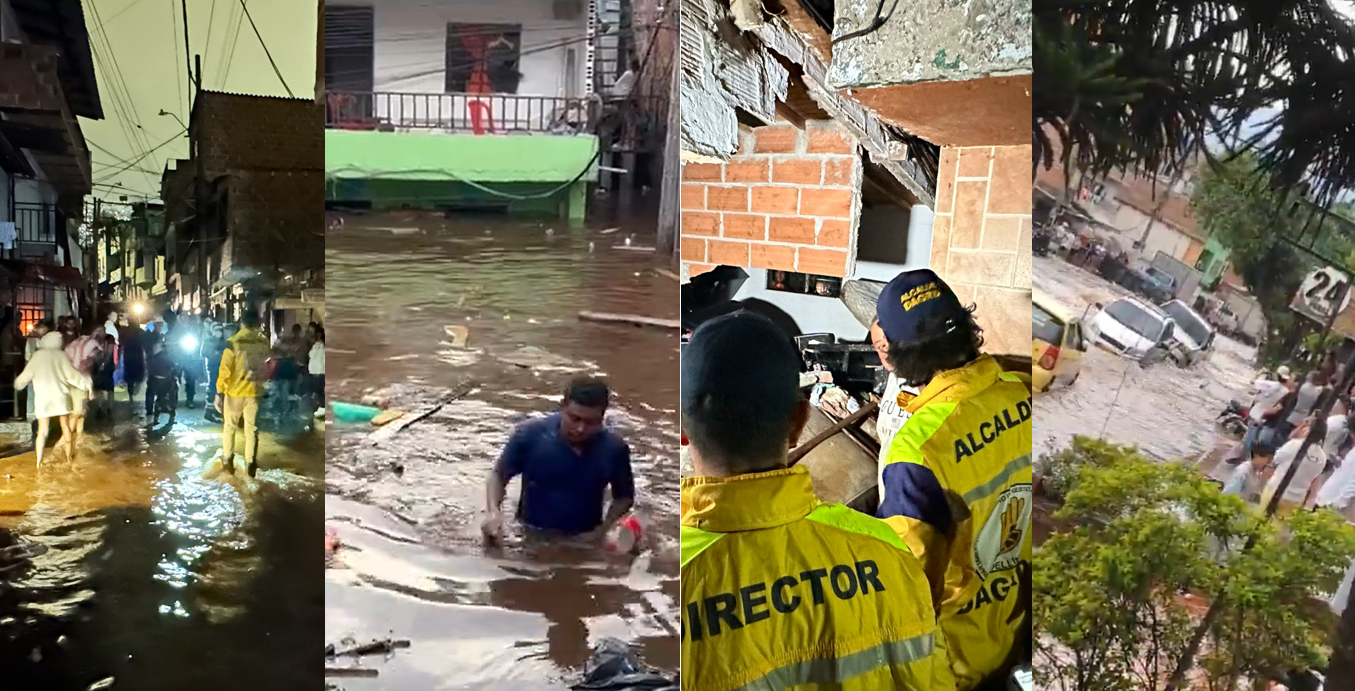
[878,354,1033,690]
[681,465,956,691]
[216,327,271,398]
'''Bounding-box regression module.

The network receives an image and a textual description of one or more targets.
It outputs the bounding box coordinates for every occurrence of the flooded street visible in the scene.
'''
[324,214,679,690]
[0,393,325,690]
[1033,256,1260,463]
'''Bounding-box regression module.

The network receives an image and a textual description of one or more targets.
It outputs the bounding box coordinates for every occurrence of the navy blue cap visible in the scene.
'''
[681,311,802,419]
[875,269,966,343]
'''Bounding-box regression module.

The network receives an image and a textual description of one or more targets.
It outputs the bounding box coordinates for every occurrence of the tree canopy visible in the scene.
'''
[1035,0,1355,204]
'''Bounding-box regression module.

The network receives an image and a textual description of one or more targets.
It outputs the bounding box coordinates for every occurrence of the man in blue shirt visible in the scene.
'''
[482,379,635,542]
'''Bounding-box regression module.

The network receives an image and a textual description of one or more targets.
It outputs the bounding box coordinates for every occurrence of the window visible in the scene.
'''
[446,24,522,94]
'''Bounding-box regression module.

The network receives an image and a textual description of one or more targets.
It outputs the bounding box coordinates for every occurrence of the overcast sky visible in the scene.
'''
[78,0,317,202]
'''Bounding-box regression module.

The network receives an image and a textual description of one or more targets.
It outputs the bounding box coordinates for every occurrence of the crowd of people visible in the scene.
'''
[1229,355,1355,520]
[5,306,326,472]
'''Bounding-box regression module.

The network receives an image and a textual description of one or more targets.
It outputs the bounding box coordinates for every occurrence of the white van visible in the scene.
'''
[1159,299,1216,366]
[1088,296,1176,362]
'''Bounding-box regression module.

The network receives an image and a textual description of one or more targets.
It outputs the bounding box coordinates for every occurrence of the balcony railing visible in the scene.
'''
[325,91,602,135]
[12,202,60,264]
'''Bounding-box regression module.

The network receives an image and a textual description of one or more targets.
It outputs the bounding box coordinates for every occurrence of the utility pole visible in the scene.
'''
[194,54,207,313]
[656,33,679,258]
[316,0,325,103]
[179,0,192,115]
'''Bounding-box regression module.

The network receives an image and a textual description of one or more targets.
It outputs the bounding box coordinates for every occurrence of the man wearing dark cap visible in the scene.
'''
[873,269,1032,690]
[680,311,955,691]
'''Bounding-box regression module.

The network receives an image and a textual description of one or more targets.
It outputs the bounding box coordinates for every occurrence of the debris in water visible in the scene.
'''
[327,639,412,658]
[326,668,379,678]
[546,228,555,237]
[444,324,470,347]
[600,227,620,234]
[88,678,115,690]
[499,345,572,369]
[371,410,405,427]
[579,312,681,330]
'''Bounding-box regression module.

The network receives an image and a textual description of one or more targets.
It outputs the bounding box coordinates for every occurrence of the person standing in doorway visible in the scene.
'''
[15,332,91,466]
[215,310,270,477]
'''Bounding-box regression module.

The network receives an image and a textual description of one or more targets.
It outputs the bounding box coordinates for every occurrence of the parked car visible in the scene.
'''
[1159,299,1216,366]
[1128,265,1178,303]
[1088,296,1176,363]
[1033,289,1086,392]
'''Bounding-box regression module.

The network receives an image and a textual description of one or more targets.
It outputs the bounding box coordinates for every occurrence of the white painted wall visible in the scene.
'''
[370,0,590,132]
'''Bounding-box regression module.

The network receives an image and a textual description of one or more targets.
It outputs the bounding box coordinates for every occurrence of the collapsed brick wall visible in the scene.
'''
[680,120,862,279]
[932,145,1033,355]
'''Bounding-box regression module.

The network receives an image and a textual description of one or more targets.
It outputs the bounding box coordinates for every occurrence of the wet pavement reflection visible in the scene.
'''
[324,213,679,690]
[0,395,324,690]
[1033,256,1259,463]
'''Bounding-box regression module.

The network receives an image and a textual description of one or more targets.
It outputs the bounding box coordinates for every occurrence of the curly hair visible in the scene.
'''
[884,304,985,387]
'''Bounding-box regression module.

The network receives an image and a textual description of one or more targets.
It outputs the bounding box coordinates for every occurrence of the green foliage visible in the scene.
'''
[1036,437,1355,691]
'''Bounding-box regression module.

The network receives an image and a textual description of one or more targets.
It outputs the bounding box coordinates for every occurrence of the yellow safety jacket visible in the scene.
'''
[878,354,1033,690]
[681,466,957,691]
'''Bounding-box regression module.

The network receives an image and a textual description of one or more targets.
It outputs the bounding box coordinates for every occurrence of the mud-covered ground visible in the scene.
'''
[324,214,679,690]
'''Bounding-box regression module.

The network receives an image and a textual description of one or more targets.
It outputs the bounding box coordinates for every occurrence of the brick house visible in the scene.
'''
[161,90,324,323]
[678,0,1032,353]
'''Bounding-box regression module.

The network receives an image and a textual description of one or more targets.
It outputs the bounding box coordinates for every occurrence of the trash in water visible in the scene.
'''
[371,409,405,427]
[88,678,115,691]
[570,637,677,690]
[498,345,572,369]
[331,401,383,424]
[326,638,412,658]
[444,324,470,347]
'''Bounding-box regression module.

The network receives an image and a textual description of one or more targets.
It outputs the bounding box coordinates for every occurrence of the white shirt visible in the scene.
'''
[1249,379,1288,421]
[1318,445,1355,510]
[876,372,921,497]
[1326,415,1351,457]
[309,342,325,375]
[1263,439,1328,506]
[104,320,119,342]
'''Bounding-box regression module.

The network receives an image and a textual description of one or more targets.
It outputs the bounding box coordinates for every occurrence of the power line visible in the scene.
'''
[93,128,188,182]
[104,0,151,24]
[222,0,246,87]
[237,0,294,97]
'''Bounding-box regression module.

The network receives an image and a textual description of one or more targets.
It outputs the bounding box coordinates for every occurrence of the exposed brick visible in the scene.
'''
[682,211,720,236]
[683,162,723,182]
[981,215,1024,252]
[957,147,994,178]
[947,250,1015,286]
[798,248,849,276]
[709,239,751,265]
[681,237,708,262]
[768,216,815,244]
[806,125,855,154]
[987,145,1033,214]
[951,181,988,249]
[818,219,851,248]
[707,186,750,212]
[824,157,854,186]
[930,215,952,272]
[936,148,959,214]
[724,213,767,240]
[800,188,854,218]
[726,159,770,183]
[750,243,797,271]
[754,125,801,153]
[772,159,822,185]
[752,187,799,215]
[688,263,715,277]
[680,184,705,210]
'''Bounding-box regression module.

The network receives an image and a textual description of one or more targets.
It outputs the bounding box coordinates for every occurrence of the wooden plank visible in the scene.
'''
[578,311,682,329]
[655,267,681,282]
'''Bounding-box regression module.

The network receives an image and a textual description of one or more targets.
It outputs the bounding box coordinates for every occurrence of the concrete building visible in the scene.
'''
[322,0,667,221]
[160,91,324,326]
[0,0,102,327]
[678,0,1032,353]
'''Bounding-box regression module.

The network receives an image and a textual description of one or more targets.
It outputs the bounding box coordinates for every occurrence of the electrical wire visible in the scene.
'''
[237,0,294,97]
[93,128,188,182]
[86,0,161,191]
[104,0,151,24]
[831,0,899,44]
[222,0,247,86]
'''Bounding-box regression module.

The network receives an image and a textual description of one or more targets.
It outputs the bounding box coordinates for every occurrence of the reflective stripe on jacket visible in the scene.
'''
[878,354,1033,690]
[681,466,956,691]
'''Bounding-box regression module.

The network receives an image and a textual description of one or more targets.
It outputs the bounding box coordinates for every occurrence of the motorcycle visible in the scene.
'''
[1217,399,1249,437]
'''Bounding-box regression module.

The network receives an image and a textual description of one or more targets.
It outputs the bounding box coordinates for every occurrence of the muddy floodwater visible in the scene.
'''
[1033,256,1260,463]
[0,396,325,690]
[324,214,680,690]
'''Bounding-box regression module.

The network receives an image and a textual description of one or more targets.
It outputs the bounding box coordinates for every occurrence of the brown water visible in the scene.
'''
[324,213,680,690]
[0,396,325,690]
